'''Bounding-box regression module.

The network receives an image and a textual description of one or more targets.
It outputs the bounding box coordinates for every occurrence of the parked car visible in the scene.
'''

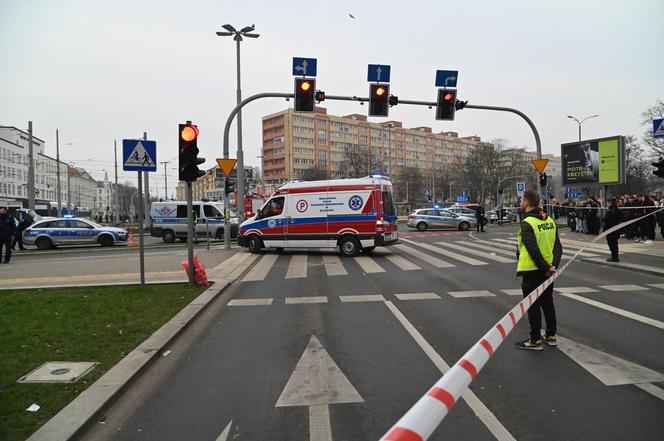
[488,208,518,223]
[407,208,477,231]
[23,217,128,250]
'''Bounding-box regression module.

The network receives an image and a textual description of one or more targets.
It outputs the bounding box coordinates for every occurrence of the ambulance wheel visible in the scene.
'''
[416,222,428,232]
[162,230,176,243]
[362,246,376,254]
[459,221,470,231]
[248,235,263,254]
[339,236,360,257]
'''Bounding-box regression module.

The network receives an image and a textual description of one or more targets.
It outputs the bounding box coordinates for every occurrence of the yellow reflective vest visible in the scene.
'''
[517,215,557,272]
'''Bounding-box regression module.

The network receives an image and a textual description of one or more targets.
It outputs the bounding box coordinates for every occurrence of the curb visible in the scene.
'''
[26,250,257,441]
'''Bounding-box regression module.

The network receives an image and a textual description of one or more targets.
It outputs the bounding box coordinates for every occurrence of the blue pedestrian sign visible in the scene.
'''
[653,118,664,139]
[435,70,458,88]
[292,57,317,77]
[367,64,391,82]
[516,182,526,195]
[123,139,157,172]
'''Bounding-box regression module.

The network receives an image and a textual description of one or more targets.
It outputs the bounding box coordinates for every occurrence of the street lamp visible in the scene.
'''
[216,23,259,225]
[567,114,599,141]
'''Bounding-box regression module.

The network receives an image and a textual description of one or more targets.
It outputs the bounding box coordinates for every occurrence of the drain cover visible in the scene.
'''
[18,362,98,383]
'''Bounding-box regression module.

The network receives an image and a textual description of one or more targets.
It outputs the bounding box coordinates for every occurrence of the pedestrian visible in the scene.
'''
[515,190,563,351]
[0,206,17,264]
[475,204,486,232]
[12,213,29,251]
[658,198,664,239]
[603,197,623,262]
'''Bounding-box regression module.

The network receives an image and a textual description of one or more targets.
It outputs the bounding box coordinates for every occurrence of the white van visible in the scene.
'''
[150,201,238,243]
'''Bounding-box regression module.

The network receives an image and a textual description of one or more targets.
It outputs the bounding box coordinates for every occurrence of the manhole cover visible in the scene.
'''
[18,362,98,383]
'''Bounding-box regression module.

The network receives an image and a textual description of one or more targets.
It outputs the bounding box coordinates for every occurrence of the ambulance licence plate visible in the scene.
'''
[385,232,397,241]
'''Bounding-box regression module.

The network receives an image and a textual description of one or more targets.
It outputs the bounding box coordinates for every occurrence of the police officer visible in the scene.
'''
[475,204,486,232]
[515,190,563,350]
[604,197,623,262]
[0,206,17,263]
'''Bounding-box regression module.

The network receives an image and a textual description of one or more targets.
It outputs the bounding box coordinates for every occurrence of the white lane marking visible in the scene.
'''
[385,254,421,271]
[599,284,648,292]
[285,296,328,304]
[384,301,516,441]
[353,256,385,273]
[556,336,664,387]
[227,298,273,306]
[323,255,347,276]
[554,286,599,294]
[395,292,441,301]
[447,290,496,298]
[489,238,601,258]
[285,254,308,279]
[456,240,516,256]
[339,294,385,302]
[276,335,363,441]
[241,254,278,282]
[393,244,455,268]
[215,420,233,441]
[585,258,664,275]
[561,293,664,330]
[404,240,487,266]
[635,383,664,401]
[435,241,514,263]
[500,289,523,296]
[560,237,621,253]
[648,283,664,289]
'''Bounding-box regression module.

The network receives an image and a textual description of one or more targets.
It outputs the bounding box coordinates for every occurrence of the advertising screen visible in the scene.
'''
[561,136,624,185]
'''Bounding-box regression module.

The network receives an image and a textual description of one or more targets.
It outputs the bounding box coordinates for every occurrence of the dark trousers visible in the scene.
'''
[521,271,557,341]
[606,233,619,259]
[12,233,25,250]
[476,217,484,232]
[0,236,12,263]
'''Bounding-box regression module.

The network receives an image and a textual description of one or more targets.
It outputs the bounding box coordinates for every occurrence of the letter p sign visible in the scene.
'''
[296,199,309,213]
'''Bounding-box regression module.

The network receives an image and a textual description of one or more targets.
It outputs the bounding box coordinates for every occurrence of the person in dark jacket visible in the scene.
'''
[475,205,486,232]
[603,197,624,262]
[515,191,563,350]
[0,207,17,263]
[12,214,30,251]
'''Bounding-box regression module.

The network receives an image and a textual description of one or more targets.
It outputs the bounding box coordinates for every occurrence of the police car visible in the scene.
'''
[23,216,128,249]
[407,208,477,231]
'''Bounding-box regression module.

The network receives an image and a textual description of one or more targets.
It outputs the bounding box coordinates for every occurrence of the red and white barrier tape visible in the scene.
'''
[380,207,664,441]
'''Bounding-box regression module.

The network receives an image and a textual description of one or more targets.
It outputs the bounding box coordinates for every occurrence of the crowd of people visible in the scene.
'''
[555,194,664,243]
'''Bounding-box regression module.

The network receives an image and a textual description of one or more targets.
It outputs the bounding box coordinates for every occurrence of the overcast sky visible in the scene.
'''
[1,0,662,198]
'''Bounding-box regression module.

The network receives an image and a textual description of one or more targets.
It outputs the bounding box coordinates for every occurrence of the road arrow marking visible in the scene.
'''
[276,335,363,441]
[215,420,233,441]
[557,336,664,401]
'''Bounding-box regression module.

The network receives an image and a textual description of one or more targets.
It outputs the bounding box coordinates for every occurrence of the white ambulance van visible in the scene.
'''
[237,176,398,256]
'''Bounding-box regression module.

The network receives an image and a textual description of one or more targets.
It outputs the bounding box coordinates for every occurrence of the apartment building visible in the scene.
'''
[261,107,490,185]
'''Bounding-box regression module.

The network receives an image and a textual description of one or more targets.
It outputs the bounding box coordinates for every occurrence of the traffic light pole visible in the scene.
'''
[221,93,543,246]
[186,181,194,284]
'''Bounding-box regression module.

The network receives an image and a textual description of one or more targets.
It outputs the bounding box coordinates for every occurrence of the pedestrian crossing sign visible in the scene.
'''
[653,118,664,139]
[123,139,157,172]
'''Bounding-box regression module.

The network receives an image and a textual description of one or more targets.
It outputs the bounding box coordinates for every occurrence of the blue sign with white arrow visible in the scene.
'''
[123,139,157,172]
[653,118,664,139]
[435,70,458,88]
[367,64,391,82]
[292,57,317,77]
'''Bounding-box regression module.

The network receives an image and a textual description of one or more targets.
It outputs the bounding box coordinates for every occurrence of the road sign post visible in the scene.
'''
[217,158,238,250]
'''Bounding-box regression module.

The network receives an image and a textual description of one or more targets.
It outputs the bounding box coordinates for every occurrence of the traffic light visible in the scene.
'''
[294,78,315,112]
[652,158,664,179]
[179,122,205,182]
[436,88,457,121]
[225,177,236,195]
[369,83,390,117]
[539,172,547,186]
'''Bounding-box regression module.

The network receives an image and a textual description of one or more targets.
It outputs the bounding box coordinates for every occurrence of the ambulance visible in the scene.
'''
[237,175,398,256]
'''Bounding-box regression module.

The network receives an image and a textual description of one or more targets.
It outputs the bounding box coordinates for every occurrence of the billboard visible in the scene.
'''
[561,136,624,185]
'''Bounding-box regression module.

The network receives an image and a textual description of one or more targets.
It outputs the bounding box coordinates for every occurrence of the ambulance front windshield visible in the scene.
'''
[382,190,396,216]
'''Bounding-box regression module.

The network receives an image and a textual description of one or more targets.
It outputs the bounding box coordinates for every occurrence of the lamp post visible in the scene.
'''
[216,24,259,224]
[567,114,598,142]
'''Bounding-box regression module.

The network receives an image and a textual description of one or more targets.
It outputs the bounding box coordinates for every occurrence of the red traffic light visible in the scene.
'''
[181,125,199,142]
[443,92,454,101]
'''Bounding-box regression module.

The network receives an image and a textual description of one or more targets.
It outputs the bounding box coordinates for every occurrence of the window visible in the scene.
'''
[204,205,222,218]
[259,196,284,218]
[72,220,94,229]
[382,191,396,216]
[176,205,200,218]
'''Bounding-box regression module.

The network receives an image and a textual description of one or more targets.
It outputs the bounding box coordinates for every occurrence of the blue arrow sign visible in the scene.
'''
[435,70,458,88]
[292,57,317,77]
[367,64,391,82]
[653,118,664,139]
[123,139,157,172]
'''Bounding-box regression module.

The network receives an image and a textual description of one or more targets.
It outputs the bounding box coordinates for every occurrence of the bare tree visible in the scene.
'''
[617,136,659,194]
[301,164,329,181]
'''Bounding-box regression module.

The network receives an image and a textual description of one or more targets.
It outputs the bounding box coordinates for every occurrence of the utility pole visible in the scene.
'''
[160,161,170,200]
[27,121,35,210]
[67,164,71,213]
[114,140,119,223]
[56,129,62,217]
[143,134,151,229]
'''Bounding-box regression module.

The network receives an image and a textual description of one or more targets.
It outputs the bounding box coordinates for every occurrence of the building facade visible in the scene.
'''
[261,108,490,186]
[68,167,97,215]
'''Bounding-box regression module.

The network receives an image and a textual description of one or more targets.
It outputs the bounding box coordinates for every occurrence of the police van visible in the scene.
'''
[238,176,398,256]
[150,201,237,243]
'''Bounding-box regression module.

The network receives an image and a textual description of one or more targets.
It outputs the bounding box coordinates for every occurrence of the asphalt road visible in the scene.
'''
[63,227,664,439]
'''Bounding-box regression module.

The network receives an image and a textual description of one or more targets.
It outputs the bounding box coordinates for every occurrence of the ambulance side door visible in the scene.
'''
[258,196,286,248]
[286,192,329,248]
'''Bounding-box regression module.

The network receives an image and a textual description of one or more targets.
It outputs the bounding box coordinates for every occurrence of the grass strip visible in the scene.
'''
[0,283,205,441]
